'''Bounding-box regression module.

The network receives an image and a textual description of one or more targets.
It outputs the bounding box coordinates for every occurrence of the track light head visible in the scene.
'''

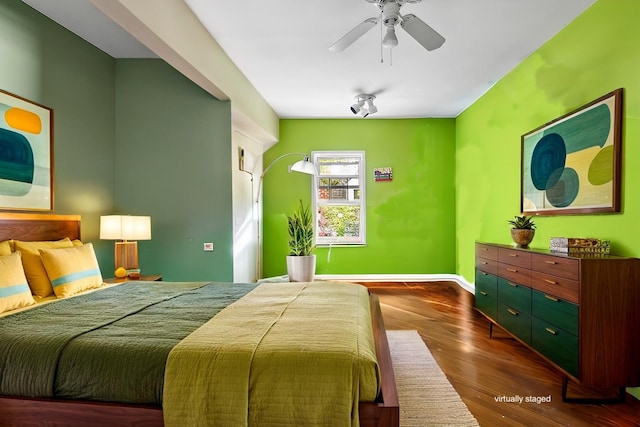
[350,100,365,114]
[365,99,378,115]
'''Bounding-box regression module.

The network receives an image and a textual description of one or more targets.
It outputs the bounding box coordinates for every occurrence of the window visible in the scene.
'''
[312,151,366,245]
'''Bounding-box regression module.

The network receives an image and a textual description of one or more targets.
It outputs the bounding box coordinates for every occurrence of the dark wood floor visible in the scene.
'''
[362,281,640,427]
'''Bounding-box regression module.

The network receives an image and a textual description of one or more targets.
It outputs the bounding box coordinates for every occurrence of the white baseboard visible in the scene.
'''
[315,273,475,294]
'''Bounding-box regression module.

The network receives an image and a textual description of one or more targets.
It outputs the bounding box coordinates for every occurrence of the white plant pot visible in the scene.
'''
[286,255,316,282]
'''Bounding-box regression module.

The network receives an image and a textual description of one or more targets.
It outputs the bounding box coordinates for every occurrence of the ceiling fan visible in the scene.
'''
[329,0,445,53]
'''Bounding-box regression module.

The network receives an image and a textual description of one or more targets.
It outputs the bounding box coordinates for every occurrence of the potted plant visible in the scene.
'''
[508,215,536,247]
[286,199,316,282]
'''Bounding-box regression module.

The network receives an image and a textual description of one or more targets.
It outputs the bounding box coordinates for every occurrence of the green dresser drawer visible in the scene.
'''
[498,277,531,315]
[475,270,498,320]
[497,302,531,344]
[531,290,578,336]
[532,317,579,378]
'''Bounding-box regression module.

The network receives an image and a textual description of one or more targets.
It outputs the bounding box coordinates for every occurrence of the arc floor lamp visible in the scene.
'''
[247,152,317,280]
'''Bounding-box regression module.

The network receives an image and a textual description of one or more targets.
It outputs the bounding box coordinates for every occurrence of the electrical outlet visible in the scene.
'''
[203,243,214,252]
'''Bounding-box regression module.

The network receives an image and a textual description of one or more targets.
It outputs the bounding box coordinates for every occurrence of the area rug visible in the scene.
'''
[387,330,480,427]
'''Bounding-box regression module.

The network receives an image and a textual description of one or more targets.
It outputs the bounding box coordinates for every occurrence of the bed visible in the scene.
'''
[0,212,399,427]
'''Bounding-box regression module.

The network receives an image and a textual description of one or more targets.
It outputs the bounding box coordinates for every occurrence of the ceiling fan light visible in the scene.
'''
[382,26,398,48]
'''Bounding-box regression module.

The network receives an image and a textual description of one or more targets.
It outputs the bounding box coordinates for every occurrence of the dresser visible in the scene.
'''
[475,242,640,402]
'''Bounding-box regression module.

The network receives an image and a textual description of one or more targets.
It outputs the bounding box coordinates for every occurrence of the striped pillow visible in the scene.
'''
[0,252,35,313]
[39,243,103,298]
[14,238,75,298]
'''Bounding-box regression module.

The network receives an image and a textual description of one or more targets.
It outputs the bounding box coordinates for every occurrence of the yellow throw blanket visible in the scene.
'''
[163,282,380,427]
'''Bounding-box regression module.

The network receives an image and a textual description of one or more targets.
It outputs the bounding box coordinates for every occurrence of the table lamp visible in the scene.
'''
[100,215,151,276]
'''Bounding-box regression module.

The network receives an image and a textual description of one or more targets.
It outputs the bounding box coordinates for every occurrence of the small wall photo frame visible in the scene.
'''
[374,167,393,182]
[521,88,622,216]
[0,89,53,211]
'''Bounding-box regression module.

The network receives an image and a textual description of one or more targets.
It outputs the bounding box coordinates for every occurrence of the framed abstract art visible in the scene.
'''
[521,88,622,215]
[0,89,53,211]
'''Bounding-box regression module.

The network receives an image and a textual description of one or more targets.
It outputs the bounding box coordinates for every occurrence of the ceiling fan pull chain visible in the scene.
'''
[380,13,384,63]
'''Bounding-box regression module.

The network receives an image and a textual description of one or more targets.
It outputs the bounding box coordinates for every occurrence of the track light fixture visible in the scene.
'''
[350,94,377,118]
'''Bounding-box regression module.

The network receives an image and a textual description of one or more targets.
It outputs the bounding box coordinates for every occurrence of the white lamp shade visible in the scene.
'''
[291,158,317,175]
[100,215,151,240]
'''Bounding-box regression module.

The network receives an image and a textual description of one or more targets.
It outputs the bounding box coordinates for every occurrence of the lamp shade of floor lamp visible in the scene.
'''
[100,215,151,274]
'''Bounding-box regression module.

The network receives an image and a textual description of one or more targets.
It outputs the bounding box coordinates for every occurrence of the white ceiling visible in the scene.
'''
[23,0,595,119]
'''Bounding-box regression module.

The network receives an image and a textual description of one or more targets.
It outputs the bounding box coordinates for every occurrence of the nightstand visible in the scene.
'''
[104,274,162,284]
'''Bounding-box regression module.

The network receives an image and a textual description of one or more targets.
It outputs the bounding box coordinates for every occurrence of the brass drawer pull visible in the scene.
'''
[506,268,518,272]
[544,279,558,285]
[481,272,488,276]
[507,308,519,316]
[480,291,488,296]
[508,282,518,287]
[545,327,558,335]
[545,261,558,265]
[481,261,488,265]
[544,294,559,302]
[508,254,518,257]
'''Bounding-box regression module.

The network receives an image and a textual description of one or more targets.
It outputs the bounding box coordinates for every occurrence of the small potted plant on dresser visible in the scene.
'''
[286,199,316,282]
[508,215,536,247]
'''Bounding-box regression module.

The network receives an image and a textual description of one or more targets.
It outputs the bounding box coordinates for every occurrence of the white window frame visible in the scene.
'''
[312,150,366,246]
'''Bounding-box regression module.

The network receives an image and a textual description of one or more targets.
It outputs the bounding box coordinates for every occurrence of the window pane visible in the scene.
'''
[317,205,361,240]
[318,157,360,176]
[317,178,360,201]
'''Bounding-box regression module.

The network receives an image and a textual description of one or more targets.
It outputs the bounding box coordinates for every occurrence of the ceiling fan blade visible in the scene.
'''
[329,17,378,53]
[400,14,445,51]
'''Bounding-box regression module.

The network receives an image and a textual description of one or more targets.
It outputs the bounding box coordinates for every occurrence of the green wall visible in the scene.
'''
[456,0,640,283]
[0,0,116,270]
[262,119,456,277]
[2,0,235,281]
[456,0,640,399]
[114,60,233,281]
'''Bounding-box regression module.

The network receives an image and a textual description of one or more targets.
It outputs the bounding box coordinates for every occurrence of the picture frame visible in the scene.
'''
[521,88,622,216]
[0,89,53,211]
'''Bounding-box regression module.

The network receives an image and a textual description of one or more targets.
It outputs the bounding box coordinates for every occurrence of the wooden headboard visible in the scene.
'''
[0,212,81,242]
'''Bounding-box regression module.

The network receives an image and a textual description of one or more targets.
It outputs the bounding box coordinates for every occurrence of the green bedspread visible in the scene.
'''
[0,281,258,404]
[163,281,380,427]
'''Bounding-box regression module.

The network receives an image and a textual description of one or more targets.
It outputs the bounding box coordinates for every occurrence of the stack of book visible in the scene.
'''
[549,237,611,255]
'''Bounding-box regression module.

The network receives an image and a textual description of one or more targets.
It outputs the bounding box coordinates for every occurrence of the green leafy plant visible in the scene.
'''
[287,200,315,256]
[507,215,536,230]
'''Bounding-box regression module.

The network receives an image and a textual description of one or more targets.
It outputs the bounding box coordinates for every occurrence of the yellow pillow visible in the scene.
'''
[0,240,12,256]
[0,252,35,313]
[14,238,75,298]
[40,243,103,298]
